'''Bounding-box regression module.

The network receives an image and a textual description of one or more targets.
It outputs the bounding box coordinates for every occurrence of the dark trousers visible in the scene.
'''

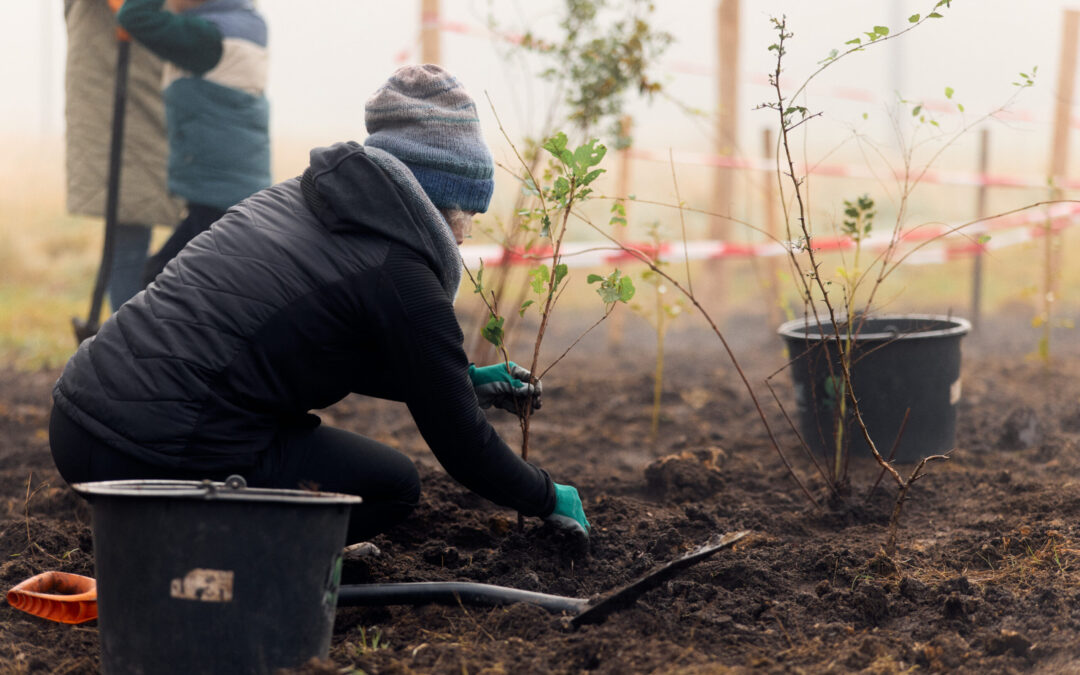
[109,223,152,311]
[142,203,227,287]
[49,405,420,544]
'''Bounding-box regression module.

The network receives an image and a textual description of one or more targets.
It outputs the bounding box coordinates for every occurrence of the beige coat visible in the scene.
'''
[64,0,182,225]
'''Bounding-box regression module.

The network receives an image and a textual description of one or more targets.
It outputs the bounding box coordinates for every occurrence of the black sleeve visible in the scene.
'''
[375,247,556,518]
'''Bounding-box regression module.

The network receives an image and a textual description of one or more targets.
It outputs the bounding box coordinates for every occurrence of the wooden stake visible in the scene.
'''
[707,0,740,313]
[762,128,783,328]
[970,128,989,329]
[1043,9,1079,362]
[420,0,441,65]
[713,0,740,229]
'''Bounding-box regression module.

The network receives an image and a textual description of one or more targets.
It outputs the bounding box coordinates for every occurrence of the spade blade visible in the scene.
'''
[571,529,750,626]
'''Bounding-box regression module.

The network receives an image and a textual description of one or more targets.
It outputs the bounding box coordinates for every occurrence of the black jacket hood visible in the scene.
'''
[300,141,448,280]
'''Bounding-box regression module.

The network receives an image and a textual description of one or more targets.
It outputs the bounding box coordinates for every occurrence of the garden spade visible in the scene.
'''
[336,529,750,626]
[8,531,749,628]
[72,8,131,344]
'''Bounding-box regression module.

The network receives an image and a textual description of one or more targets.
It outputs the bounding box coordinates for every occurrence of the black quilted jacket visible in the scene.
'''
[52,142,555,518]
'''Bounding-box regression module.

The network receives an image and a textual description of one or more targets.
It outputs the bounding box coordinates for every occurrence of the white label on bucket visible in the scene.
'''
[950,378,962,405]
[170,569,234,603]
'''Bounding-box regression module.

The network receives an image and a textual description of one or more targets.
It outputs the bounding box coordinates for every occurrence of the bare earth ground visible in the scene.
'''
[3,310,1080,674]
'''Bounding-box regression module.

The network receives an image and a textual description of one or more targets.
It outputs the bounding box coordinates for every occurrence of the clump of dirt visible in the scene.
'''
[643,447,726,501]
[3,313,1080,673]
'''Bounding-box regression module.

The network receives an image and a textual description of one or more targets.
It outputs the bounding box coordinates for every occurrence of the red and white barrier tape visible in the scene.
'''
[459,202,1080,270]
[624,148,1080,191]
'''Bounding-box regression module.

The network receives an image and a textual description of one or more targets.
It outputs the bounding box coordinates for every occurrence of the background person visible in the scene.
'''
[49,64,591,544]
[64,0,182,310]
[115,0,271,287]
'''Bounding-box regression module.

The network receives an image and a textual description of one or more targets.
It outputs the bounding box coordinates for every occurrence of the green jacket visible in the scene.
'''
[118,0,271,210]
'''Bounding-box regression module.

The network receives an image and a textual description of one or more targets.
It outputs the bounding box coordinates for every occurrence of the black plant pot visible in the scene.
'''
[778,314,971,464]
[74,478,361,675]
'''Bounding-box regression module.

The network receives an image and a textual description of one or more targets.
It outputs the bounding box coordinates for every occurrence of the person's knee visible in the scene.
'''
[394,457,421,507]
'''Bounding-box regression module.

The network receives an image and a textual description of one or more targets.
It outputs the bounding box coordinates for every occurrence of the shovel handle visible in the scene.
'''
[107,0,131,43]
[337,581,589,615]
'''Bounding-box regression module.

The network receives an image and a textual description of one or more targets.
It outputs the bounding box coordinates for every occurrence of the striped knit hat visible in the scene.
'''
[364,64,495,213]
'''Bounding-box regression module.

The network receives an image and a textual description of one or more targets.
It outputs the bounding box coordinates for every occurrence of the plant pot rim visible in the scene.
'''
[72,478,363,506]
[777,313,972,343]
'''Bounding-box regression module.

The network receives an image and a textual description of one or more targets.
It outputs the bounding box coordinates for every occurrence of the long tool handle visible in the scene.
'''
[75,37,130,343]
[337,581,589,615]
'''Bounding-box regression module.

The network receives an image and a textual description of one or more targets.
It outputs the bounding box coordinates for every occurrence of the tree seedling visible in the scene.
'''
[470,0,671,363]
[627,221,685,439]
[468,128,635,466]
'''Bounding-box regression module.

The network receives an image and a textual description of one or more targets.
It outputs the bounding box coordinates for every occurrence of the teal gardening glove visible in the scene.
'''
[546,483,591,538]
[468,361,542,415]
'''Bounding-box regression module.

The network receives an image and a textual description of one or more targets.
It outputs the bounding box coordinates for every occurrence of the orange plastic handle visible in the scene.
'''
[6,572,98,624]
[106,0,131,42]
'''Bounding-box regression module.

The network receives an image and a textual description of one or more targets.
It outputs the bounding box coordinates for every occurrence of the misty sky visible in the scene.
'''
[2,1,1077,178]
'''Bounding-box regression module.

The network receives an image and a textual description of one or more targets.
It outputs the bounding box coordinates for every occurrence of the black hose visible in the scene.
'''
[337,582,589,615]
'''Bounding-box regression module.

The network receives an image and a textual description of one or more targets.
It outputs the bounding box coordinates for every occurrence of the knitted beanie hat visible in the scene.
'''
[364,64,495,213]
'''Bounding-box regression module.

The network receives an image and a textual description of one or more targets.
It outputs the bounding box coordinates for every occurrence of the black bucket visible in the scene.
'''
[73,477,361,675]
[778,314,971,463]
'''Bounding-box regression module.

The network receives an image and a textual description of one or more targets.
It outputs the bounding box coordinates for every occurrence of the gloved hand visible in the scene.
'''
[545,483,590,538]
[468,361,542,415]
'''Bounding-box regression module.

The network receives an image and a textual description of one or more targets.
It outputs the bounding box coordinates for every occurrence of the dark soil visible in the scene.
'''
[3,311,1080,674]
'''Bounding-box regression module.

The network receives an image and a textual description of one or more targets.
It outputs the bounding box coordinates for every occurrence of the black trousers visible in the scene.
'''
[49,405,420,544]
[142,203,227,287]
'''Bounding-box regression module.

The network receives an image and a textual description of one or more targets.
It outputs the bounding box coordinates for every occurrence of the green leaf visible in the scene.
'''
[518,300,535,317]
[845,37,862,46]
[873,25,889,37]
[552,263,569,292]
[911,104,922,116]
[944,86,954,99]
[581,168,605,186]
[528,265,550,294]
[928,12,943,18]
[542,132,568,156]
[572,139,607,172]
[908,13,920,23]
[482,315,504,348]
[977,234,992,245]
[590,269,635,306]
[472,261,485,294]
[957,103,964,112]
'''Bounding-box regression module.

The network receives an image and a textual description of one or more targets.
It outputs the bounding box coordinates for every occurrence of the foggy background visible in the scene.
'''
[2,1,1074,178]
